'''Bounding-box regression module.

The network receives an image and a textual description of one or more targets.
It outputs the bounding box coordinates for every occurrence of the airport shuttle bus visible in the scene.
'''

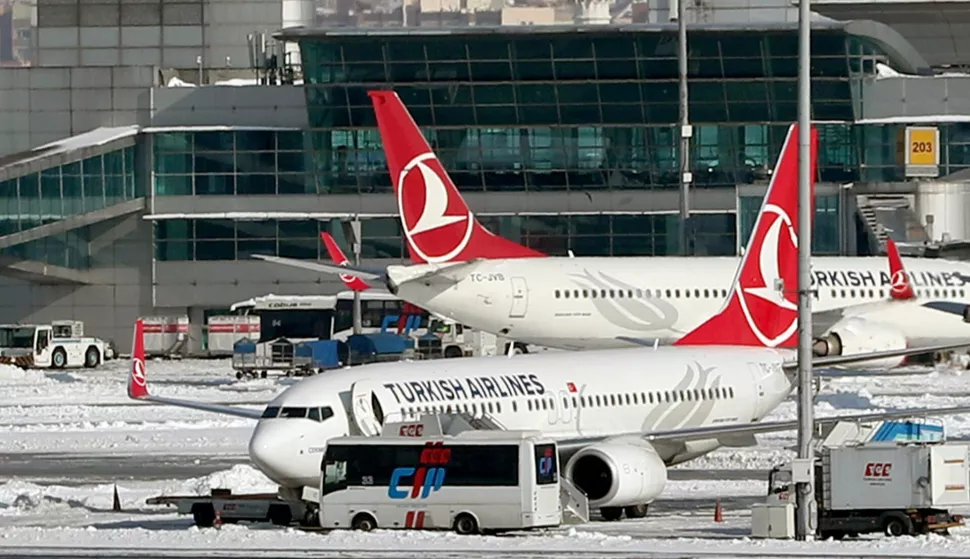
[317,428,562,534]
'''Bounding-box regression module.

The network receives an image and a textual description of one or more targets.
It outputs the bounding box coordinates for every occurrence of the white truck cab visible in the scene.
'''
[0,320,109,369]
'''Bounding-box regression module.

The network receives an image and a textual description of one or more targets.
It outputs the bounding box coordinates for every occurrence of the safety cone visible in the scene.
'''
[112,485,121,512]
[214,509,223,529]
[714,500,723,523]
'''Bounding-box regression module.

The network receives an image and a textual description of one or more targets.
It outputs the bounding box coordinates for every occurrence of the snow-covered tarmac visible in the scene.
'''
[3,358,970,557]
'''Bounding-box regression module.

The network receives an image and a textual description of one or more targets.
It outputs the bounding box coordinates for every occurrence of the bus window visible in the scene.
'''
[534,444,557,485]
[321,444,350,496]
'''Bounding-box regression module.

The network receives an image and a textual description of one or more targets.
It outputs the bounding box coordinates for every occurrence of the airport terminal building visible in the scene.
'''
[1,0,969,350]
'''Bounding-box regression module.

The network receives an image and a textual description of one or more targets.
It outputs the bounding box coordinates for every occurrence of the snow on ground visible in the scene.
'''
[1,466,970,557]
[0,358,274,455]
[4,363,970,554]
[0,465,970,557]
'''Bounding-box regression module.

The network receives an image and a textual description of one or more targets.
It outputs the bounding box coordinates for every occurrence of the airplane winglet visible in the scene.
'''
[321,232,373,292]
[128,319,149,400]
[886,239,915,301]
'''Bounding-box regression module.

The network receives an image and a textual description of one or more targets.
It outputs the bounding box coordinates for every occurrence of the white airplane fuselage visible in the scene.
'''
[388,256,970,350]
[248,344,793,491]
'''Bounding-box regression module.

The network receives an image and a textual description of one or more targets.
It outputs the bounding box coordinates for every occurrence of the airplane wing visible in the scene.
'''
[556,404,970,452]
[251,254,387,282]
[791,340,970,371]
[127,320,265,420]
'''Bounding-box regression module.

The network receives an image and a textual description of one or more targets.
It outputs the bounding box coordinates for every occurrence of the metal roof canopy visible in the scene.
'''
[0,126,140,184]
[811,0,970,69]
[274,19,928,74]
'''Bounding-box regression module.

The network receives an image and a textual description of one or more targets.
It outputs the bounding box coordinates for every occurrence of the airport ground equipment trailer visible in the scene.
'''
[755,438,970,539]
[0,320,110,369]
[146,489,307,528]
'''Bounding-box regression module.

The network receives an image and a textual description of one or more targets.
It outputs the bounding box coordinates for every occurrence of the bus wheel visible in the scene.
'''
[352,513,377,532]
[444,346,463,359]
[235,372,243,380]
[453,513,479,535]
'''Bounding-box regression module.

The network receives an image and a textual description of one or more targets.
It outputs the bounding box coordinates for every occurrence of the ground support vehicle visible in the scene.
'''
[0,321,109,369]
[754,421,969,539]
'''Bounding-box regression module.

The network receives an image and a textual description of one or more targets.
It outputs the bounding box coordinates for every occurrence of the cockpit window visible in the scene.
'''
[264,406,335,422]
[280,407,308,419]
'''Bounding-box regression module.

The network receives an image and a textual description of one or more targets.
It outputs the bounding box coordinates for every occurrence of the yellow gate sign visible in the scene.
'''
[902,126,940,177]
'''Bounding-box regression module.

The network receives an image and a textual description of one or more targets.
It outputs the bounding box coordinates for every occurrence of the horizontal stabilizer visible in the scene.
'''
[252,254,386,282]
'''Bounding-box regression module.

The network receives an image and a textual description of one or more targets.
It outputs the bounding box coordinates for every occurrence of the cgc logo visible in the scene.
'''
[864,462,892,479]
[398,423,425,437]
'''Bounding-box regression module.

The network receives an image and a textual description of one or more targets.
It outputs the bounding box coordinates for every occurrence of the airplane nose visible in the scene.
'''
[248,420,296,486]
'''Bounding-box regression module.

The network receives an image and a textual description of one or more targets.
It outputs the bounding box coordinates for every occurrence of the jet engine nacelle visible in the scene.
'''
[564,441,667,508]
[813,316,908,369]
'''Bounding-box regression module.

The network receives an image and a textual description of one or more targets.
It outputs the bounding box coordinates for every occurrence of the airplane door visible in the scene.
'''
[510,277,529,318]
[349,380,385,437]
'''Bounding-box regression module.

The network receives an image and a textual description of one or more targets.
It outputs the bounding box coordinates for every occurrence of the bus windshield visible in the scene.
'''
[321,443,519,496]
[256,309,334,342]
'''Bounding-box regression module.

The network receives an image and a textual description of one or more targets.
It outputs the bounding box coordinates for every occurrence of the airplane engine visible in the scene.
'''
[813,316,910,369]
[564,441,667,509]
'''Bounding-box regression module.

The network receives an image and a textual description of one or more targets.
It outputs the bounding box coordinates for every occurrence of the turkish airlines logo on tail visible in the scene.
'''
[397,152,473,264]
[890,270,909,297]
[736,203,799,348]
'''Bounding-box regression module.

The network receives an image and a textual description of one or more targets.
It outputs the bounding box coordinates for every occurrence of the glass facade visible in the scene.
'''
[153,213,739,262]
[738,195,842,255]
[0,145,140,269]
[294,28,895,195]
[153,130,314,196]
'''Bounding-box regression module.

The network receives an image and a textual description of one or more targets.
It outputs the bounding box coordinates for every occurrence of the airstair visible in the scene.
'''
[559,477,590,523]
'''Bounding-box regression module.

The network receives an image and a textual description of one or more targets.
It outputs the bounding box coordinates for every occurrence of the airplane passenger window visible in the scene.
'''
[636,289,643,298]
[624,394,630,405]
[574,290,580,298]
[527,400,533,411]
[564,290,570,299]
[729,387,735,398]
[541,400,547,410]
[632,393,638,404]
[497,402,502,413]
[656,289,662,298]
[261,406,280,418]
[563,397,569,408]
[572,397,578,407]
[675,290,681,298]
[601,289,607,298]
[703,289,709,298]
[617,290,624,299]
[279,407,307,418]
[583,290,589,298]
[595,395,602,406]
[685,290,690,298]
[694,289,701,298]
[609,290,616,298]
[555,290,561,298]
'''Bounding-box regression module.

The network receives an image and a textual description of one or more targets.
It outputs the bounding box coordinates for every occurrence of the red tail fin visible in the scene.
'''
[886,239,915,300]
[675,123,818,348]
[369,90,545,265]
[321,233,372,292]
[128,319,148,399]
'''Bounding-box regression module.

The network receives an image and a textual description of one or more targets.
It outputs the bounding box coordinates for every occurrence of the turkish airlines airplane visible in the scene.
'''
[128,138,970,521]
[255,91,970,368]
